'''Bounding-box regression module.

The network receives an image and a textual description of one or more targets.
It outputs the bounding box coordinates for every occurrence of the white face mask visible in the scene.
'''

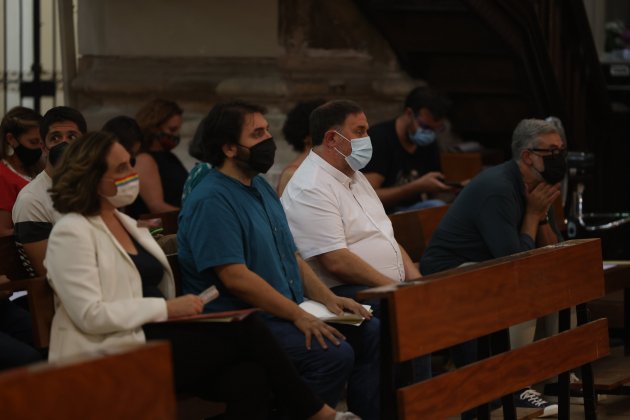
[334,131,373,172]
[102,173,140,208]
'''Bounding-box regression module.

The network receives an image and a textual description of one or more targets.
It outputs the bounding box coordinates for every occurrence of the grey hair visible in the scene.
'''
[511,118,559,161]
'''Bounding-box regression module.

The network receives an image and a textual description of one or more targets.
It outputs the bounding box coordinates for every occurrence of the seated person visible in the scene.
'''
[362,86,453,213]
[127,99,188,218]
[0,107,43,237]
[0,276,42,370]
[102,115,143,158]
[177,100,378,420]
[45,131,357,420]
[277,99,324,196]
[421,118,564,417]
[12,106,87,276]
[181,114,211,205]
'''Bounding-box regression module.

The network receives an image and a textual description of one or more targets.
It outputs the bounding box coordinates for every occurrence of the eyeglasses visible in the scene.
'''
[528,148,568,158]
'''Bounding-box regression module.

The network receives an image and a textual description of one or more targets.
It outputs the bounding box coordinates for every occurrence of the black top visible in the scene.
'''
[362,119,441,212]
[126,151,188,218]
[128,236,165,298]
[420,160,536,275]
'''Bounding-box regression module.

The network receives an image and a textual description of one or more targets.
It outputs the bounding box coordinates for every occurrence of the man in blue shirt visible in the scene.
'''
[178,101,379,420]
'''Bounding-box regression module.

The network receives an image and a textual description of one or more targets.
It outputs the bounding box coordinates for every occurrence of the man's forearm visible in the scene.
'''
[216,264,303,322]
[298,255,340,303]
[536,223,559,247]
[316,248,397,287]
[399,243,421,280]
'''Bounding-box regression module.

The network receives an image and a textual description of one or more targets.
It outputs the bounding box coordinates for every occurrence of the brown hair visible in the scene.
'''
[0,106,42,159]
[135,99,183,151]
[50,131,117,216]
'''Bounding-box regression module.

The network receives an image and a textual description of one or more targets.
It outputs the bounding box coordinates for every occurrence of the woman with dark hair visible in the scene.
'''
[127,99,188,217]
[101,115,143,158]
[0,106,43,236]
[277,99,325,196]
[44,131,358,420]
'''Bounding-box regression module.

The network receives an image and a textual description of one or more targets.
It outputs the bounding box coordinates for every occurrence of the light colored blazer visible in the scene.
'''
[45,210,175,361]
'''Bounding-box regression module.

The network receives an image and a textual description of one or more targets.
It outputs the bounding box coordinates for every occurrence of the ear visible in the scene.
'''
[404,107,416,119]
[5,133,18,148]
[521,149,533,165]
[322,131,337,148]
[222,143,238,159]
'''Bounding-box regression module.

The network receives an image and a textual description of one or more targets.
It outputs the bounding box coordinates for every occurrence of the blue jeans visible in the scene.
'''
[264,316,380,420]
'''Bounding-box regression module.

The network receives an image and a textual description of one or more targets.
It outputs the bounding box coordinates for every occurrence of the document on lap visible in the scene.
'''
[299,299,372,326]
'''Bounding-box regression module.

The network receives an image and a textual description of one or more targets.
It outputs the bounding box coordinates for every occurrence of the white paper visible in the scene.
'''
[299,299,371,326]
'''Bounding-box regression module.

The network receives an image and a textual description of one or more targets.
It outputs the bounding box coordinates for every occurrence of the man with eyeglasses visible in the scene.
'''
[362,86,454,213]
[420,118,566,417]
[12,106,87,276]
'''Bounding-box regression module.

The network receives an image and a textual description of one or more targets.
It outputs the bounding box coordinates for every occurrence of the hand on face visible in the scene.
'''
[525,181,561,221]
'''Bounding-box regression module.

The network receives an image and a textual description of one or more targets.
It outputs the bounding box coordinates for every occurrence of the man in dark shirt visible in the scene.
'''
[421,118,565,417]
[362,86,452,213]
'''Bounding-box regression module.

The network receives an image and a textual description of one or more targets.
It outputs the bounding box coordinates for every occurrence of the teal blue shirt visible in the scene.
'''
[178,169,305,311]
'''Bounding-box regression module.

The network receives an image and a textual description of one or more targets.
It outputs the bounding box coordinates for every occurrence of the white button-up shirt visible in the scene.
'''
[281,151,404,288]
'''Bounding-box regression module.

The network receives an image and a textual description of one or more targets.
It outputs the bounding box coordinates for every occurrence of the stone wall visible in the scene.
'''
[74,0,421,182]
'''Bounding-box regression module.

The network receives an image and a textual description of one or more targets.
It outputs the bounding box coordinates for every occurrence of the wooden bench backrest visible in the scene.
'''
[0,341,176,420]
[360,239,609,419]
[388,205,449,262]
[0,235,32,280]
[440,152,483,182]
[0,235,54,348]
[139,210,180,235]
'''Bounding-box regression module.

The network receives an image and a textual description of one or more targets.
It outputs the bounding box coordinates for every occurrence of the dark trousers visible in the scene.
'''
[0,299,42,371]
[264,316,380,420]
[144,314,323,420]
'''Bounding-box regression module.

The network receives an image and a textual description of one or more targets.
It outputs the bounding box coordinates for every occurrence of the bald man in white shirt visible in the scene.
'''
[281,100,421,307]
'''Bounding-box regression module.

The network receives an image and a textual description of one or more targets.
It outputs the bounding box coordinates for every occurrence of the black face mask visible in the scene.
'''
[539,154,567,184]
[236,137,276,174]
[48,142,69,167]
[14,144,42,167]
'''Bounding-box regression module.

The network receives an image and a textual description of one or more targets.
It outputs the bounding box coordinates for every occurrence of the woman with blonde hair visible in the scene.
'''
[127,99,188,218]
[45,131,358,420]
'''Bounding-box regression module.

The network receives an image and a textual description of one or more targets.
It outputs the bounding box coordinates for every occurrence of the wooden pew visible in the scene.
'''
[0,341,177,420]
[440,152,483,182]
[0,235,54,348]
[389,205,449,263]
[359,239,608,419]
[576,261,630,393]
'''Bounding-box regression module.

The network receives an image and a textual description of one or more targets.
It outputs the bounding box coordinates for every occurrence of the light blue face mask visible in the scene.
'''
[334,131,373,171]
[409,126,437,146]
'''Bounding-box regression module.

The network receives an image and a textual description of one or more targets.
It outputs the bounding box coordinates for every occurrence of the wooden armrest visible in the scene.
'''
[0,276,48,293]
[0,277,54,348]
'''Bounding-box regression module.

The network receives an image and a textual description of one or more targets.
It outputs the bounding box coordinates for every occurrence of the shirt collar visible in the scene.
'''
[308,150,353,189]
